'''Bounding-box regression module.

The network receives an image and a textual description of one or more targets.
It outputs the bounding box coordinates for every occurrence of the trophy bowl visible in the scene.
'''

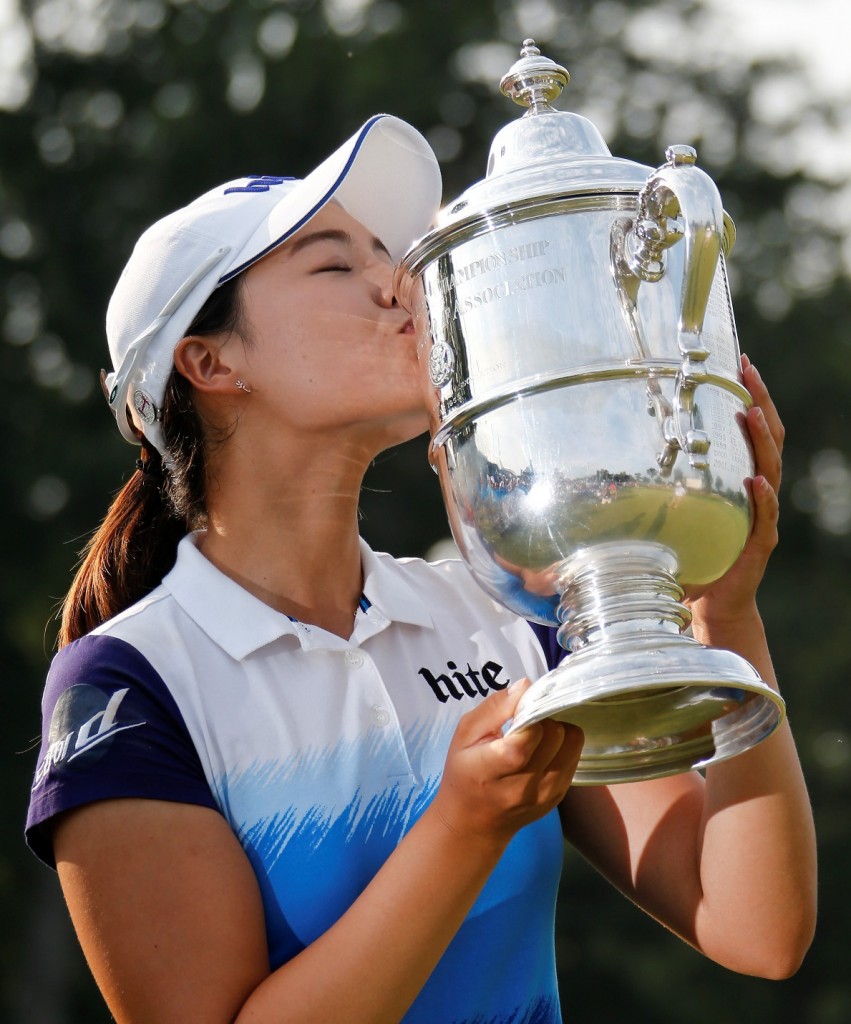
[394,41,785,784]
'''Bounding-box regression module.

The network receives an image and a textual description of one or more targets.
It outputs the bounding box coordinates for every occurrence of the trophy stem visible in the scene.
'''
[555,541,690,654]
[509,541,786,784]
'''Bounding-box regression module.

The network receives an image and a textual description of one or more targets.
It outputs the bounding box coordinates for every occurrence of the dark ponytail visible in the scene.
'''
[58,275,246,648]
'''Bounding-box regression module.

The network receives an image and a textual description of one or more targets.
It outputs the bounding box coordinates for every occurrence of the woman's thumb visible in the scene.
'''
[458,677,532,740]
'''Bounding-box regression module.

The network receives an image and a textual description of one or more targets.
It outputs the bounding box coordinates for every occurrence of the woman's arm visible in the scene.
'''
[560,357,817,979]
[54,681,583,1024]
[561,630,815,978]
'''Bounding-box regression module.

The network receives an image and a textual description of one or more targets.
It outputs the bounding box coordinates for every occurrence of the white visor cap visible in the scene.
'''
[103,114,442,455]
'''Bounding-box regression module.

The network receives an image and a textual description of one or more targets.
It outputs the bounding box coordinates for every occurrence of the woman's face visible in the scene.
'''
[230,202,427,450]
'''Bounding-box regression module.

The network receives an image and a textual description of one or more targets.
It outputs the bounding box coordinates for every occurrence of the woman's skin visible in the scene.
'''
[53,204,816,1024]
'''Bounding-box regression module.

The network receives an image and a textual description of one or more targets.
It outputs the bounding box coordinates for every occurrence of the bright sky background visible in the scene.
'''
[1,0,850,111]
[705,0,851,99]
[1,0,850,199]
[618,0,851,184]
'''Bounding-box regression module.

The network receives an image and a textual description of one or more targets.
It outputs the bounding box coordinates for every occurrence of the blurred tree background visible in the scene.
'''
[1,0,849,1020]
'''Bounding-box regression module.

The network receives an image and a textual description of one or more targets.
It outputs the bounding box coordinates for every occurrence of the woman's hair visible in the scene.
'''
[57,275,246,648]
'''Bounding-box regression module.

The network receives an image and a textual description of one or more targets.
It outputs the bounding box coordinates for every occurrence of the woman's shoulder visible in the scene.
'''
[371,543,473,583]
[39,626,189,761]
[371,546,507,611]
[29,614,216,868]
[368,546,562,669]
[39,584,194,770]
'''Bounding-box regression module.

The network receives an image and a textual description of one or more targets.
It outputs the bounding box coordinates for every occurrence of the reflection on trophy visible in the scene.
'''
[395,40,785,784]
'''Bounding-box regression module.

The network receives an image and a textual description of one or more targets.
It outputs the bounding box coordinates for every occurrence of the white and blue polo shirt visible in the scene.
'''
[27,534,567,1024]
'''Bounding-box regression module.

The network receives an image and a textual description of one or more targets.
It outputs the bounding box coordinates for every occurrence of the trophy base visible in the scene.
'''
[508,634,785,784]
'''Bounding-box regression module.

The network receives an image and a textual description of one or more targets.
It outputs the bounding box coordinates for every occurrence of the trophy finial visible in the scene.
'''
[500,38,570,113]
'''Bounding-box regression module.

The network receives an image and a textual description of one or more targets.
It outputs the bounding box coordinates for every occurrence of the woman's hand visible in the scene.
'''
[431,680,584,848]
[684,354,785,631]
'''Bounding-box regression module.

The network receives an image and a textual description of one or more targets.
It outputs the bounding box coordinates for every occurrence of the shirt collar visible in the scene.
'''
[162,533,300,660]
[359,538,434,630]
[162,533,434,661]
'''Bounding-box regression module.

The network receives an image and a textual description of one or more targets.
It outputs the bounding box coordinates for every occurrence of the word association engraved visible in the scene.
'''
[435,238,569,316]
[418,660,509,703]
[460,265,567,314]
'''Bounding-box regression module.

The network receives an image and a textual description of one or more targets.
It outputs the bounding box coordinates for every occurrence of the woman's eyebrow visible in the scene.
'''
[289,228,353,256]
[372,237,391,259]
[287,228,391,260]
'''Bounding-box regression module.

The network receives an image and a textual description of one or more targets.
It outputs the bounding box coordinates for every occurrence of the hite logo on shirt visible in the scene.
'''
[418,659,509,703]
[32,684,146,791]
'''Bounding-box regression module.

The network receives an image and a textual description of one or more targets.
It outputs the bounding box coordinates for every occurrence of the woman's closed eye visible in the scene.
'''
[313,262,352,273]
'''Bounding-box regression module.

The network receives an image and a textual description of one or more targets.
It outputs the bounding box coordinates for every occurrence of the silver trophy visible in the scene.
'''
[395,41,785,783]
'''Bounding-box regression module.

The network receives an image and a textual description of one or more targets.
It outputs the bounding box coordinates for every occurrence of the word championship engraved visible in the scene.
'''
[424,238,569,318]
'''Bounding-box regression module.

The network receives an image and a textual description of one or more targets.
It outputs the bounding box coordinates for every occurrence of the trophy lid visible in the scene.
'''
[438,40,651,228]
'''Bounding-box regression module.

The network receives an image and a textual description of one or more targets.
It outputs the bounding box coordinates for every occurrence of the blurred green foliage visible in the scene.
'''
[2,0,849,1020]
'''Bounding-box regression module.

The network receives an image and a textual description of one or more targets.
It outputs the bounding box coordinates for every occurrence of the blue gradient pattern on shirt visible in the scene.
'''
[220,726,563,1024]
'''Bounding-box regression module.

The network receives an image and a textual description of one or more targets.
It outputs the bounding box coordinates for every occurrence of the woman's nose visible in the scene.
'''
[367,261,397,307]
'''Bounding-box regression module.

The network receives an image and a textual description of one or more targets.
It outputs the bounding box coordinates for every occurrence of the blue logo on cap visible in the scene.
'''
[224,175,295,195]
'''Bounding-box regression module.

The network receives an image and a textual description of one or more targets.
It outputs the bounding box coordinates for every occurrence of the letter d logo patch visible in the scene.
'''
[33,684,146,790]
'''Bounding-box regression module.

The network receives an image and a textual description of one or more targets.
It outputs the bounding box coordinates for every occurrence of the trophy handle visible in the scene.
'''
[622,145,726,469]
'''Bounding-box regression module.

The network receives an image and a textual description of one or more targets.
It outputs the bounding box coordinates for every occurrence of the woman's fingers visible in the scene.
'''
[538,723,584,797]
[746,405,783,494]
[438,688,585,843]
[500,719,561,773]
[453,678,532,747]
[499,719,584,806]
[742,357,785,457]
[741,357,784,497]
[682,357,785,618]
[746,474,780,559]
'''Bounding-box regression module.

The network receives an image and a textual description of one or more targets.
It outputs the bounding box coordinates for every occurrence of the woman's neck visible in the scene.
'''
[198,436,371,638]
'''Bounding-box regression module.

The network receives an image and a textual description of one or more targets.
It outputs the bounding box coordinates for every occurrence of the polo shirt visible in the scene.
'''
[27,534,566,1024]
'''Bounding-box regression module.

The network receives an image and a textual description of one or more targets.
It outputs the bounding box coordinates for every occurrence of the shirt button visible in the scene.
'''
[371,705,390,727]
[346,651,364,668]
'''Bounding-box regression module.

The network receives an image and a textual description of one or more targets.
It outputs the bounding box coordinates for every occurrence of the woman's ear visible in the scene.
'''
[174,334,237,394]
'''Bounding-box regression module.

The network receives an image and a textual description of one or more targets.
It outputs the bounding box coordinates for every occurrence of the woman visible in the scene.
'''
[27,115,816,1024]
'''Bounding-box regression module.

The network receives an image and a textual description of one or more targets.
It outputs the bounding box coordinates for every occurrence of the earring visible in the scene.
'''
[235,379,252,394]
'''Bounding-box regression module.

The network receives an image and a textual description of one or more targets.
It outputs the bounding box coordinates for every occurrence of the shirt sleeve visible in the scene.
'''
[25,633,218,868]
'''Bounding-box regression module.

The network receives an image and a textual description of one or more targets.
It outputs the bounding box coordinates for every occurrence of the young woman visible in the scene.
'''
[26,115,816,1024]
